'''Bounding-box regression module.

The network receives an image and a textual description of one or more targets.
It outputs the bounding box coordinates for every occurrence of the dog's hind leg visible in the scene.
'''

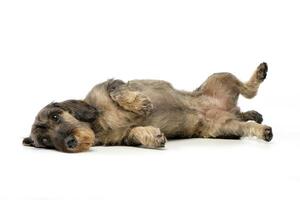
[194,62,269,109]
[124,126,167,148]
[212,120,273,142]
[107,79,153,116]
[239,62,268,98]
[237,110,263,124]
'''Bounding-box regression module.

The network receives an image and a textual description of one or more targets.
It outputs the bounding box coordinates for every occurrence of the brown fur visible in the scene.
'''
[23,63,272,152]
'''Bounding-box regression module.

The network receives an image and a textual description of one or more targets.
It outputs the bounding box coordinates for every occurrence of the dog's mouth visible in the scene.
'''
[63,135,93,153]
[52,127,95,153]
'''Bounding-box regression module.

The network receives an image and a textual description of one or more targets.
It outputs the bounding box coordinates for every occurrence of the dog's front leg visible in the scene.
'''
[125,126,167,149]
[107,80,153,116]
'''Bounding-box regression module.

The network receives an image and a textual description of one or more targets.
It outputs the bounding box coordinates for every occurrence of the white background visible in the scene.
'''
[0,0,299,200]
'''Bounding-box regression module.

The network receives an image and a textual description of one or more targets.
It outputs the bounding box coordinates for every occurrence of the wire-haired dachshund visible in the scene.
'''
[23,63,272,152]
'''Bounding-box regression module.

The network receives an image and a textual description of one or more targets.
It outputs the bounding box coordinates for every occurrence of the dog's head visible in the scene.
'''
[23,100,99,153]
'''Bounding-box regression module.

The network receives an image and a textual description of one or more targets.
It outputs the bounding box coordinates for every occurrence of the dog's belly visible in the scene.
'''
[143,110,205,139]
[128,80,206,138]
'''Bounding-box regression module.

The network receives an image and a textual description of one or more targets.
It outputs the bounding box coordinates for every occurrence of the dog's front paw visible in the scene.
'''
[134,94,154,116]
[142,127,167,148]
[152,131,167,148]
[109,87,153,116]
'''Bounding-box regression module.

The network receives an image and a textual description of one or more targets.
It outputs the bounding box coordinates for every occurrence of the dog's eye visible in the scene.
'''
[50,113,60,122]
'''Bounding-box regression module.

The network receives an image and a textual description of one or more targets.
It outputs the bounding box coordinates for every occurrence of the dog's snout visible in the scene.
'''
[65,135,78,149]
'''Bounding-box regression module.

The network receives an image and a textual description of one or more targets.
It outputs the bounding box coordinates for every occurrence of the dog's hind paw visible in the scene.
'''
[257,62,268,82]
[263,126,273,142]
[241,110,263,124]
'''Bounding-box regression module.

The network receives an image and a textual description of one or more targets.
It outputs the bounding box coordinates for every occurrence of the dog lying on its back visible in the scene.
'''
[23,63,272,152]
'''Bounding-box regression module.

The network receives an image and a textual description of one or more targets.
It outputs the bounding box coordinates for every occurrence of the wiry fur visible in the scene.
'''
[23,63,272,152]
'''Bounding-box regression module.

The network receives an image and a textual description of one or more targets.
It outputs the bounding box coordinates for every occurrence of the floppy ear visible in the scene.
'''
[23,137,34,146]
[58,100,99,122]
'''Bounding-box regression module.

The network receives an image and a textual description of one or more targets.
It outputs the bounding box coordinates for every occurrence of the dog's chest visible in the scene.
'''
[94,128,129,146]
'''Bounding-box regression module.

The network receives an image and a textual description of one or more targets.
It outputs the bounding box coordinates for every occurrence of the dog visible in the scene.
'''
[23,63,272,152]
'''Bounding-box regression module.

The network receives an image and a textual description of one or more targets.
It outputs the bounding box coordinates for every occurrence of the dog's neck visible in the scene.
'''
[90,119,104,135]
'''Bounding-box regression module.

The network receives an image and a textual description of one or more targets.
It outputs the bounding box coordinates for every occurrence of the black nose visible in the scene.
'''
[65,135,78,149]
